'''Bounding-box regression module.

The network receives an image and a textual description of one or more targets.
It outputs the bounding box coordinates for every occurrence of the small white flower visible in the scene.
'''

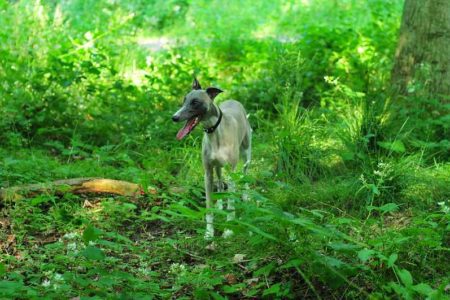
[438,202,449,213]
[54,273,64,281]
[138,267,152,276]
[42,279,51,287]
[169,263,186,275]
[63,232,78,240]
[67,242,77,252]
[359,174,367,185]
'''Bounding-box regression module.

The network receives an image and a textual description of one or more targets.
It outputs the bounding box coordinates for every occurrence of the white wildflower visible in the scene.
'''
[67,242,77,252]
[42,279,51,287]
[169,263,186,275]
[63,232,78,240]
[54,273,64,281]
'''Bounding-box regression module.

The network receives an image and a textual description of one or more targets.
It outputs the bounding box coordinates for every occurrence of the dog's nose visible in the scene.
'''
[172,115,180,122]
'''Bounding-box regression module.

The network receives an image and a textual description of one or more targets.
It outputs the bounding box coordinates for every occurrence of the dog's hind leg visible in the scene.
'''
[226,179,236,222]
[222,170,236,238]
[241,129,252,175]
[204,166,214,239]
[215,166,223,210]
[241,129,252,201]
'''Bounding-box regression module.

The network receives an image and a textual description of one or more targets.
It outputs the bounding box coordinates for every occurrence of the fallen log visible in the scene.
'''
[0,178,157,201]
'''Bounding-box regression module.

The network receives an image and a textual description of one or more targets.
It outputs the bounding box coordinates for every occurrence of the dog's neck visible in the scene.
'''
[201,103,221,130]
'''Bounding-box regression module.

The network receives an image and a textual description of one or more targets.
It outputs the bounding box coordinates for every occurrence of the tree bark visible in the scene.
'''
[392,0,450,101]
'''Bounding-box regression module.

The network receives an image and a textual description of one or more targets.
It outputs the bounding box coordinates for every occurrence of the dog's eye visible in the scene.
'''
[191,99,199,105]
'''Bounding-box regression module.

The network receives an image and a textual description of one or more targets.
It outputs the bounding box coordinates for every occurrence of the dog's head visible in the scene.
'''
[172,78,223,140]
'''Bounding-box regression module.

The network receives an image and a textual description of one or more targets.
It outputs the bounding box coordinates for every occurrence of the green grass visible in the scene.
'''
[1,130,449,298]
[1,0,449,298]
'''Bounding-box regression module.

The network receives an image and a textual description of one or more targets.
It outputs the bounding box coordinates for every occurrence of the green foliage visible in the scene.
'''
[1,0,449,298]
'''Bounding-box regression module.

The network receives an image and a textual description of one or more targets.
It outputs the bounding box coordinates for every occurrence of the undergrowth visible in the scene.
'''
[1,0,449,299]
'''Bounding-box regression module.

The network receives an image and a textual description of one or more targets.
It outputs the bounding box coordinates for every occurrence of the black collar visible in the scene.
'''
[204,108,222,134]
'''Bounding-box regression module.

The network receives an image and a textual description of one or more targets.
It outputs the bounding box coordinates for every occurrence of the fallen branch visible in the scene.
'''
[0,178,157,201]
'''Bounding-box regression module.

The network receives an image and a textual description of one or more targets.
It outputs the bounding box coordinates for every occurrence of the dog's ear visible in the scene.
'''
[206,87,223,100]
[192,77,202,90]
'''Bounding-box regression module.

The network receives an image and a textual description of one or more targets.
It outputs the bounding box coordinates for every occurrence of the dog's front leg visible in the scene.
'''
[226,179,236,222]
[204,166,214,239]
[215,166,224,210]
[222,177,236,239]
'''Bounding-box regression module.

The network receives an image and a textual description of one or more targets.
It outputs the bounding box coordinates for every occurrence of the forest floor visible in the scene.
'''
[1,130,449,298]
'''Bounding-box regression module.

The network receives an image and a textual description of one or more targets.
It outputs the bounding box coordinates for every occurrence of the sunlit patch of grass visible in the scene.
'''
[268,177,361,212]
[399,162,450,207]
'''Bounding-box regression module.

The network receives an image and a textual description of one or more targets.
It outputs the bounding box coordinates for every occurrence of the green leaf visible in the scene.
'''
[82,225,100,245]
[336,217,353,225]
[371,184,380,195]
[263,283,281,296]
[379,203,399,213]
[236,221,278,241]
[222,283,245,293]
[387,282,409,298]
[82,246,105,261]
[123,203,137,210]
[397,268,413,287]
[210,291,227,300]
[341,151,355,161]
[378,140,406,153]
[193,288,209,299]
[357,248,375,263]
[412,283,433,295]
[0,280,24,293]
[368,203,399,214]
[254,262,276,277]
[0,263,6,276]
[281,259,302,269]
[329,242,360,251]
[30,195,54,206]
[387,253,398,268]
[322,256,347,268]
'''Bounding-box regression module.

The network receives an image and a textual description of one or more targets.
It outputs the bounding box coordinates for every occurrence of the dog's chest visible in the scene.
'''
[211,147,235,166]
[202,138,239,167]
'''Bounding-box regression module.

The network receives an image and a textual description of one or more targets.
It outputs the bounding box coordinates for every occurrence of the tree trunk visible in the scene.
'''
[392,0,450,101]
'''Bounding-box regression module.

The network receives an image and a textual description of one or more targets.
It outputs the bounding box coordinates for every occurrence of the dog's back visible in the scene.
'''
[219,100,251,145]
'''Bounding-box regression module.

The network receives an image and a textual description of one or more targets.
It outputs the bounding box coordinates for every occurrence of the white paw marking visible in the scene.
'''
[222,229,234,238]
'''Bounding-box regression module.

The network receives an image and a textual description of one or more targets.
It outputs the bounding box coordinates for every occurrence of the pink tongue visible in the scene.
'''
[176,118,196,140]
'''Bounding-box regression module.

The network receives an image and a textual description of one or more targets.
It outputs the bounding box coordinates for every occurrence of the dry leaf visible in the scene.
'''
[224,273,237,285]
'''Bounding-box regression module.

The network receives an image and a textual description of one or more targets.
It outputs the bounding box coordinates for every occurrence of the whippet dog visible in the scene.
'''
[172,78,252,239]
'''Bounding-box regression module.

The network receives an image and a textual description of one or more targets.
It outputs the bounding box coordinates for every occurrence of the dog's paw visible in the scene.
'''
[205,241,217,251]
[222,229,234,239]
